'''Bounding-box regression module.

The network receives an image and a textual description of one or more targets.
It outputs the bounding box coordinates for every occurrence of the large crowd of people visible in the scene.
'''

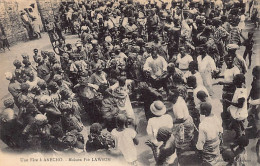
[1,0,260,165]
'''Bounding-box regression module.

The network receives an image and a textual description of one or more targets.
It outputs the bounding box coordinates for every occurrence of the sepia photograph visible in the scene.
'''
[0,0,259,165]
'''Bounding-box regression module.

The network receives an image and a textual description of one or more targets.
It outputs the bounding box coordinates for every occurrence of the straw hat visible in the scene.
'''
[150,100,166,116]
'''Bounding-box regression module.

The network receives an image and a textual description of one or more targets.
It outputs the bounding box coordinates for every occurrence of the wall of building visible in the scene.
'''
[0,0,70,45]
[0,0,28,45]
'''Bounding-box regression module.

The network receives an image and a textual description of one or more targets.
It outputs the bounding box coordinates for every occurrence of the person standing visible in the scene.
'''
[196,102,223,166]
[197,45,217,96]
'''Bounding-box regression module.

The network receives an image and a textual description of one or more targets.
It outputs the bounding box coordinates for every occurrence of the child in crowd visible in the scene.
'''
[242,32,254,68]
[85,123,115,152]
[111,114,139,165]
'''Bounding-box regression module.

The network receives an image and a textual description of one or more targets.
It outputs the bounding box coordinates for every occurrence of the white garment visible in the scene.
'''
[143,56,168,79]
[229,88,248,120]
[238,15,246,30]
[196,115,223,150]
[176,54,193,70]
[26,77,41,91]
[184,71,204,86]
[172,96,190,120]
[146,114,173,139]
[197,55,216,73]
[111,128,137,162]
[193,85,211,108]
[224,66,240,83]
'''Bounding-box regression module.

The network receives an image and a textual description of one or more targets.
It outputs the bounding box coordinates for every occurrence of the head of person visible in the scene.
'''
[53,74,63,86]
[92,53,99,62]
[48,81,59,93]
[23,59,31,67]
[27,71,35,81]
[116,114,127,128]
[50,124,64,138]
[35,114,48,126]
[187,76,197,88]
[252,66,260,79]
[37,79,47,90]
[5,72,15,82]
[33,48,38,55]
[168,89,179,104]
[179,46,186,55]
[224,56,234,69]
[21,83,30,94]
[197,90,208,102]
[227,44,239,57]
[90,123,102,135]
[13,60,22,69]
[95,64,103,74]
[167,63,176,74]
[236,135,249,148]
[150,100,166,117]
[200,102,212,117]
[118,76,126,87]
[233,74,245,88]
[188,61,198,73]
[156,127,172,142]
[248,32,254,39]
[151,45,158,59]
[4,98,14,109]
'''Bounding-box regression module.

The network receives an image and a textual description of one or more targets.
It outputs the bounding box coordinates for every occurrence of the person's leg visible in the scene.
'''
[248,50,253,68]
[256,139,260,163]
[243,49,248,61]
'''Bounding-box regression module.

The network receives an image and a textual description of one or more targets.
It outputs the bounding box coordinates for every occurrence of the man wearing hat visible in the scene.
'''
[196,102,223,165]
[146,100,173,141]
[226,44,247,74]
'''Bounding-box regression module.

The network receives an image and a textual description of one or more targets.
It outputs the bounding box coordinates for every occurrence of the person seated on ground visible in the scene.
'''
[37,79,49,96]
[61,129,85,153]
[146,100,173,144]
[49,124,67,152]
[22,114,52,152]
[224,74,248,139]
[26,71,42,92]
[146,127,177,165]
[85,123,115,152]
[196,102,223,166]
[60,103,83,133]
[22,59,34,75]
[13,60,24,83]
[0,98,22,149]
[111,114,139,165]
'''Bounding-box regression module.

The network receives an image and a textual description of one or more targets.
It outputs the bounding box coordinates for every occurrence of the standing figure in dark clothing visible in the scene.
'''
[242,32,254,68]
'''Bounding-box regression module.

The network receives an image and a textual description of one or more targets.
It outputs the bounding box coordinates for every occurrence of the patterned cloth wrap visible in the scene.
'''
[173,116,194,149]
[202,136,221,165]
